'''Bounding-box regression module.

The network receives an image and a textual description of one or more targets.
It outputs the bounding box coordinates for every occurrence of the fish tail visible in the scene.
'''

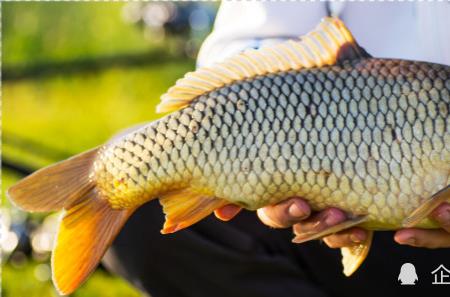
[7,148,99,212]
[7,148,135,295]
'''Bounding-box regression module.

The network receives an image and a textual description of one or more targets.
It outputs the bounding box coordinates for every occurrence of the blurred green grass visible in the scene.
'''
[3,2,153,66]
[3,63,193,170]
[3,261,141,297]
[2,2,197,296]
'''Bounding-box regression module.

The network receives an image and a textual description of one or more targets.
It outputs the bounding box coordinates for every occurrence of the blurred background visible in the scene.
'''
[1,2,217,296]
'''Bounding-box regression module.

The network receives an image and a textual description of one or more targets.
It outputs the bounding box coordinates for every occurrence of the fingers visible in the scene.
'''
[394,202,450,249]
[292,208,368,248]
[292,208,346,235]
[256,198,369,248]
[322,228,368,248]
[214,204,242,221]
[394,228,450,249]
[429,202,450,233]
[257,197,311,228]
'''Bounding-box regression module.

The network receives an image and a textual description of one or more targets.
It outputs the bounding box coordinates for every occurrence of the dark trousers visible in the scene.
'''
[103,202,450,297]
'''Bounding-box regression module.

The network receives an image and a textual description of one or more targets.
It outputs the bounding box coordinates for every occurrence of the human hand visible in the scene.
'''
[214,197,368,248]
[215,199,450,249]
[394,203,450,248]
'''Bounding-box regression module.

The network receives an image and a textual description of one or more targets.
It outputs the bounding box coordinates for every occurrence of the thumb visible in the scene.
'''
[214,204,242,221]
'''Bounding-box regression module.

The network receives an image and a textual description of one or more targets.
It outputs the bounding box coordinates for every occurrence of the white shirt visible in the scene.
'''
[198,1,450,67]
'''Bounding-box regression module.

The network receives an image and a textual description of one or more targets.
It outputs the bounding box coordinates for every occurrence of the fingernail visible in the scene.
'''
[397,234,416,245]
[324,212,341,226]
[406,237,417,245]
[436,209,450,224]
[288,202,306,219]
[350,233,363,243]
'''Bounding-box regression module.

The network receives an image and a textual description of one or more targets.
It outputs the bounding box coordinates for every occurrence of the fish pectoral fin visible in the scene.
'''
[159,188,229,234]
[341,230,374,276]
[402,185,450,228]
[53,189,134,295]
[292,215,368,244]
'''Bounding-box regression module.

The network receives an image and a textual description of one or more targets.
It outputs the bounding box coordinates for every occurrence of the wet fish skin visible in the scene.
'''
[94,58,450,230]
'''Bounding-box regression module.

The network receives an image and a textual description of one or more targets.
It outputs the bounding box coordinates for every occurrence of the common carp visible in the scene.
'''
[8,18,449,295]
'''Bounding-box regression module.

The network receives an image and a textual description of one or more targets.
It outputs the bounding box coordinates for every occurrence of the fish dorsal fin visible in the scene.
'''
[157,17,370,113]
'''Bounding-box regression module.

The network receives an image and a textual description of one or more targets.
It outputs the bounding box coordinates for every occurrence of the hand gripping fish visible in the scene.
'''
[8,18,450,294]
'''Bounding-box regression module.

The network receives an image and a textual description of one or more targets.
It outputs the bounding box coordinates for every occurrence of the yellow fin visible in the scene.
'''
[157,17,370,113]
[292,215,368,244]
[402,185,450,228]
[159,188,228,234]
[52,189,134,295]
[341,230,374,276]
[7,148,99,212]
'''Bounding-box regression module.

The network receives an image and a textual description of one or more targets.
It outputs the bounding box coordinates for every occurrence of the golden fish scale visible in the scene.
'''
[94,58,450,230]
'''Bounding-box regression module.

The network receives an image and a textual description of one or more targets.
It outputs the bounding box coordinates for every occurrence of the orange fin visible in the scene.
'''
[292,215,368,244]
[341,230,373,276]
[159,188,228,234]
[157,17,370,113]
[7,148,99,212]
[52,189,134,295]
[402,185,450,228]
[7,147,136,294]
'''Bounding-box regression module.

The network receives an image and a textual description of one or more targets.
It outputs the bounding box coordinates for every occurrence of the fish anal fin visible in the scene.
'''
[341,230,374,276]
[52,189,134,295]
[403,185,450,228]
[157,17,371,114]
[292,215,368,244]
[159,188,228,234]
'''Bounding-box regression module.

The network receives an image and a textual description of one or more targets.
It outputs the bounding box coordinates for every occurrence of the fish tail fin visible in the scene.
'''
[52,189,134,295]
[7,148,99,212]
[7,148,135,294]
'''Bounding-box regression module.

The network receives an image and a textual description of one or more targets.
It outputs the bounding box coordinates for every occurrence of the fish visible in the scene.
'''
[7,17,450,294]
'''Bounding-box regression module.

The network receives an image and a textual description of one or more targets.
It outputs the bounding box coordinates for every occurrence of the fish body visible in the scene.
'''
[95,58,449,230]
[7,18,450,294]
